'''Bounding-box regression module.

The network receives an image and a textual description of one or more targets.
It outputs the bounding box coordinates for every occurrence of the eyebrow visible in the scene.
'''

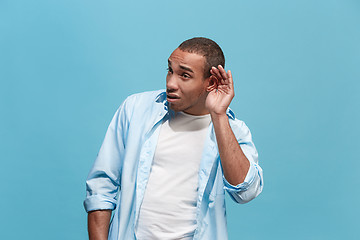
[179,65,194,73]
[168,59,194,73]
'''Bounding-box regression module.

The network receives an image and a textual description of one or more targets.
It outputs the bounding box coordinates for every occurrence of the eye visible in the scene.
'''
[167,67,173,74]
[181,72,191,79]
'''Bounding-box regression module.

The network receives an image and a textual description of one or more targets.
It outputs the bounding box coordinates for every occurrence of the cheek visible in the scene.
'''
[193,83,207,96]
[179,79,207,99]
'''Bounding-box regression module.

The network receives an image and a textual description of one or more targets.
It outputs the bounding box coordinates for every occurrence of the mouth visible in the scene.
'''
[166,94,180,102]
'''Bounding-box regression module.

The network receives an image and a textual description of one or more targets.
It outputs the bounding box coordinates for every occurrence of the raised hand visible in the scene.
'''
[205,65,235,116]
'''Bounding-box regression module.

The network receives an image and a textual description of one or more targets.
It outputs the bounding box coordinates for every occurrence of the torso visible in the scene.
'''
[135,111,211,239]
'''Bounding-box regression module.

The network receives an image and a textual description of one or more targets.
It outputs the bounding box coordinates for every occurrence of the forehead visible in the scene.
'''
[168,48,205,72]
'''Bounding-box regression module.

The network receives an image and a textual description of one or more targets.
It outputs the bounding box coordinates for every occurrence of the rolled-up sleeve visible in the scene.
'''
[83,100,129,212]
[223,120,264,204]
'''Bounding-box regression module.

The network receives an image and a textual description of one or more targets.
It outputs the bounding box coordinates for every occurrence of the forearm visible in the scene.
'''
[211,113,250,185]
[88,210,112,240]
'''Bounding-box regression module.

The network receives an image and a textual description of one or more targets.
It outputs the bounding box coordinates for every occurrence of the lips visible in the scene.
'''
[166,94,180,102]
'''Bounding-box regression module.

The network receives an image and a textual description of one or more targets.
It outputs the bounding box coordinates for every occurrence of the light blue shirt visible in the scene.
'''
[84,90,263,240]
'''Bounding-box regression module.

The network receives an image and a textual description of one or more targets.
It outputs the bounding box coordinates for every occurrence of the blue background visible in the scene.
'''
[1,0,359,239]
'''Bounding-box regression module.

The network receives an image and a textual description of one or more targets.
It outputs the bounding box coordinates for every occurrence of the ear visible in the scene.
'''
[206,75,218,92]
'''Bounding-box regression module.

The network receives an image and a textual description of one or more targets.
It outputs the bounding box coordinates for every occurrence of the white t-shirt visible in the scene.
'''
[135,111,211,239]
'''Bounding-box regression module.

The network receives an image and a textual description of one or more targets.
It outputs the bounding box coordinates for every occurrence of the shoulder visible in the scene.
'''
[120,89,165,109]
[123,89,165,106]
[116,89,165,118]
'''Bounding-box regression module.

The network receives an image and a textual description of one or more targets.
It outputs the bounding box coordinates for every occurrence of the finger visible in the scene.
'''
[218,65,228,80]
[212,67,222,81]
[227,70,234,89]
[211,66,224,83]
[228,70,233,84]
[217,65,231,86]
[213,67,228,86]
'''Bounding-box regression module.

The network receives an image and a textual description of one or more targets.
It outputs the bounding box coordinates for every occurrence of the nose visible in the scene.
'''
[166,74,178,92]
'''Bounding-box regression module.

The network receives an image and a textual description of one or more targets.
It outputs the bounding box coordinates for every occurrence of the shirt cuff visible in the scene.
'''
[223,162,257,192]
[83,195,117,212]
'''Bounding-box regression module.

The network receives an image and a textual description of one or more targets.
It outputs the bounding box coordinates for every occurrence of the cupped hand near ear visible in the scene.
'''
[205,65,235,116]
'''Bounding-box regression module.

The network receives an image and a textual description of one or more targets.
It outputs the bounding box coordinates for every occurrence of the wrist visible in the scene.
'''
[210,112,228,123]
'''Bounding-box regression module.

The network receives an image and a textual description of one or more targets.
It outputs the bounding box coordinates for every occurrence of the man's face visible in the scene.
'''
[166,48,210,115]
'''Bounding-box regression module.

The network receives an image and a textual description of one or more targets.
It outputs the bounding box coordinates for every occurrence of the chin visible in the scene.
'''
[169,103,184,112]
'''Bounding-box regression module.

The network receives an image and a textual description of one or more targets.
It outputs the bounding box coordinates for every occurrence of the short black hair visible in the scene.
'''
[178,37,225,78]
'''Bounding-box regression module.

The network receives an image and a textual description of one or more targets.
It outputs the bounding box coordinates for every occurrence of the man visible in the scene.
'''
[84,37,263,240]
